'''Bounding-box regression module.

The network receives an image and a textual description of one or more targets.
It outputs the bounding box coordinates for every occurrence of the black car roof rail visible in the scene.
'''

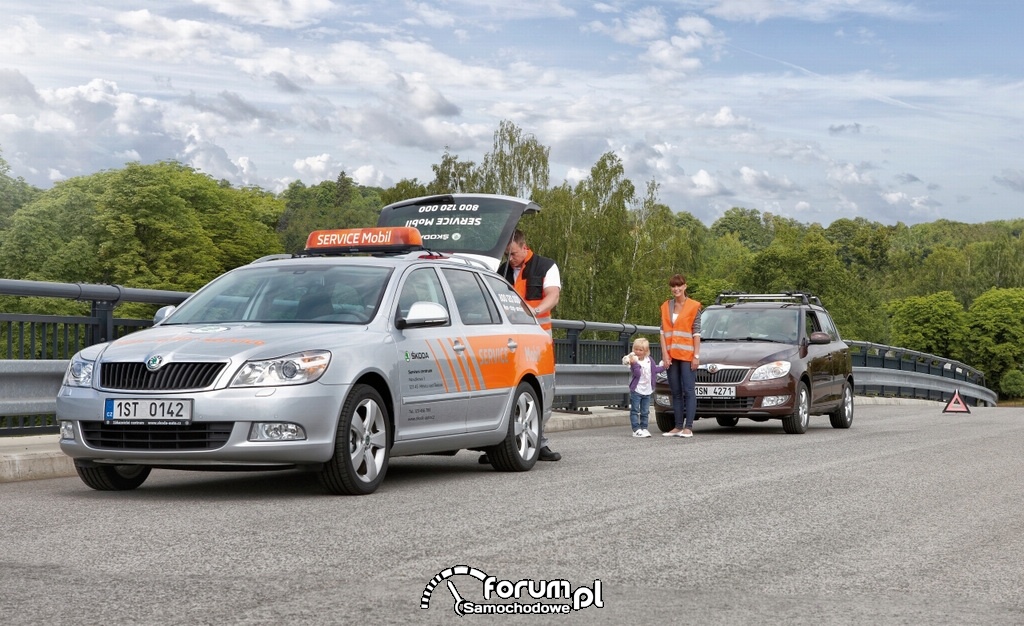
[715,292,822,306]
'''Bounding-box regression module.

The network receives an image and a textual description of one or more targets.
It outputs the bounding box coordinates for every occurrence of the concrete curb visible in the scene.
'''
[0,435,75,483]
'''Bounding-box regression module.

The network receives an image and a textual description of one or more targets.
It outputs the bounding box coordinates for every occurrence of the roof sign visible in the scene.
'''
[304,227,423,255]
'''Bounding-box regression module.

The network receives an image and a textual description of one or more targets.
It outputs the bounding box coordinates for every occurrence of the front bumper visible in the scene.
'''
[56,383,348,466]
[654,378,797,419]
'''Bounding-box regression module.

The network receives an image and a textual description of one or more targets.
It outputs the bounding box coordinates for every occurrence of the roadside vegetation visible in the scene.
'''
[3,121,1024,398]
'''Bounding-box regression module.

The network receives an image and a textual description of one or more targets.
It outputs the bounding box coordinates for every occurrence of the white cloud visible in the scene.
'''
[686,169,730,197]
[293,153,335,180]
[696,106,752,128]
[705,0,923,23]
[190,0,335,29]
[404,2,456,28]
[739,166,800,194]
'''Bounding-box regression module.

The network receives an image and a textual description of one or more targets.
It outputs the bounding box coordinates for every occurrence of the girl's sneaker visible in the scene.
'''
[632,430,645,438]
[640,429,652,438]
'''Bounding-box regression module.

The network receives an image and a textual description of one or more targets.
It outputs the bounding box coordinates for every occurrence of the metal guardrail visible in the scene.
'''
[0,278,997,435]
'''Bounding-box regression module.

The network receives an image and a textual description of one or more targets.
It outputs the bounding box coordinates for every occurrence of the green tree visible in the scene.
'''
[0,149,41,230]
[380,178,427,206]
[478,120,550,198]
[966,287,1024,396]
[886,291,968,361]
[276,172,376,253]
[710,207,773,252]
[999,369,1024,399]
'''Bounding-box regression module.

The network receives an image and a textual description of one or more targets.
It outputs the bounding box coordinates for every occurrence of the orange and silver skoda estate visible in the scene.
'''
[57,195,554,495]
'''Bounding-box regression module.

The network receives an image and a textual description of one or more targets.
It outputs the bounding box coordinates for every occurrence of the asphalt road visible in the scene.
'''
[2,405,1023,625]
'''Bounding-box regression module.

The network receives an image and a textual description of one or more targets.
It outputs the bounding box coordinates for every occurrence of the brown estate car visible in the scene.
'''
[654,292,854,434]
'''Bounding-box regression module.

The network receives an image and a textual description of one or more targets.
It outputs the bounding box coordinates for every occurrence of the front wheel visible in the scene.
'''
[716,417,740,428]
[782,381,810,434]
[487,382,540,472]
[75,462,151,491]
[319,384,390,495]
[655,412,675,433]
[829,381,854,429]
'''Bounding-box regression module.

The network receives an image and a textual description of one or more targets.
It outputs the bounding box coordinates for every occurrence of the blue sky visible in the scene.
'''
[2,0,1022,227]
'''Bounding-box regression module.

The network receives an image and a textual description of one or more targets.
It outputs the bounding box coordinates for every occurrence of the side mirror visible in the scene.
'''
[396,301,449,329]
[153,305,176,325]
[808,331,831,345]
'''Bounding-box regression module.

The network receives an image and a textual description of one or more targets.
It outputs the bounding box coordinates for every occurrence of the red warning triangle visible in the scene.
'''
[943,389,971,414]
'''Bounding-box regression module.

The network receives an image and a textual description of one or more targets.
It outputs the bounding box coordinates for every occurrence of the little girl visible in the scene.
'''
[622,338,666,438]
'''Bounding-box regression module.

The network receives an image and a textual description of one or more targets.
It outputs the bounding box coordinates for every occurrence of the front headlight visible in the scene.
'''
[63,355,95,387]
[230,350,331,387]
[750,360,791,381]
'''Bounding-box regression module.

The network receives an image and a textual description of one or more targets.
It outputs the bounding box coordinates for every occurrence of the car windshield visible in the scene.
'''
[162,264,393,324]
[701,308,800,344]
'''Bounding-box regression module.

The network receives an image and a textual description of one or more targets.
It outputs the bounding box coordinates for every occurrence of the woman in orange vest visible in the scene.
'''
[660,274,702,437]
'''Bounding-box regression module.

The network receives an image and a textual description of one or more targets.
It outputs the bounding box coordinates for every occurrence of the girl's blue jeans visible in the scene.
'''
[629,391,651,431]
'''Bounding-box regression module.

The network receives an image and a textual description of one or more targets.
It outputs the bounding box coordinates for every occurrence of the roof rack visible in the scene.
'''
[715,292,822,306]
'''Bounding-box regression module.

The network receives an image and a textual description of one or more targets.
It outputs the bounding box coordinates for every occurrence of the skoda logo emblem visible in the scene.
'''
[146,355,164,371]
[707,363,719,374]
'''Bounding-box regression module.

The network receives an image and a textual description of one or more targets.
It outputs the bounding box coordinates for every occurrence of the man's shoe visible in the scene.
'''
[538,446,561,462]
[478,454,490,465]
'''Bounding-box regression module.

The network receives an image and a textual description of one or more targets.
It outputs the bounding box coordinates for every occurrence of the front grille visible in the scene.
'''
[100,362,226,391]
[81,421,233,450]
[696,367,748,384]
[697,397,756,410]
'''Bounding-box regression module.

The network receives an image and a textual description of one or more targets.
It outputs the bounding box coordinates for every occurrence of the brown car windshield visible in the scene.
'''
[701,308,801,344]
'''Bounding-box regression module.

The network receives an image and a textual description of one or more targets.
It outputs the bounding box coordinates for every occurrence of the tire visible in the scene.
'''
[655,412,675,433]
[829,381,854,429]
[488,382,541,472]
[782,381,810,434]
[319,384,390,495]
[716,417,740,428]
[75,462,151,491]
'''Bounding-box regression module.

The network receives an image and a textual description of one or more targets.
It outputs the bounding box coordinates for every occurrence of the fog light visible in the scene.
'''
[762,395,791,408]
[655,394,671,407]
[60,421,75,441]
[249,423,306,441]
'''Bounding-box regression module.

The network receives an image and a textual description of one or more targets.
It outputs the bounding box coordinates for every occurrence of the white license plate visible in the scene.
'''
[695,386,736,399]
[104,399,193,425]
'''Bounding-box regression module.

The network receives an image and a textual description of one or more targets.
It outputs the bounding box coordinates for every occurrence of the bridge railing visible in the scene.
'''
[0,279,996,436]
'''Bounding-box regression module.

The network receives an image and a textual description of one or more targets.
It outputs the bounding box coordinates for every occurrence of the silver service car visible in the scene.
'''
[57,194,555,495]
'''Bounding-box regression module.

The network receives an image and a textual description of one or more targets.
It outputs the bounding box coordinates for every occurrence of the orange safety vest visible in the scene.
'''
[503,250,554,332]
[661,297,701,361]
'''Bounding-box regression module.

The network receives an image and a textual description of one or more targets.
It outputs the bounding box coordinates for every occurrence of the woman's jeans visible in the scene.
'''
[666,360,696,429]
[629,391,651,431]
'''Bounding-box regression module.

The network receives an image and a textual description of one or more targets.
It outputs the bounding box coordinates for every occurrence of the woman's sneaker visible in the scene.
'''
[640,429,652,438]
[632,430,645,438]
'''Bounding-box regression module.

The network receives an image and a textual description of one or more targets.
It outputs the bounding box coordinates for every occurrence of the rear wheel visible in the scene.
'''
[75,462,151,491]
[319,384,390,495]
[782,382,810,434]
[716,417,739,427]
[829,381,854,429]
[488,382,540,472]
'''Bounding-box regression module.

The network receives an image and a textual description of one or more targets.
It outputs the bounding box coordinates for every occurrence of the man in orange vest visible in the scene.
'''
[482,229,562,463]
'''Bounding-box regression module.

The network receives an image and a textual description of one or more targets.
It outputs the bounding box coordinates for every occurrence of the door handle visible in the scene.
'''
[452,341,466,353]
[507,338,518,352]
